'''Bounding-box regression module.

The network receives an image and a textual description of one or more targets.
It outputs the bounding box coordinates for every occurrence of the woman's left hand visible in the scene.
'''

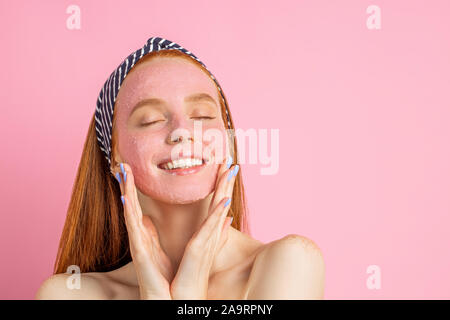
[169,156,240,300]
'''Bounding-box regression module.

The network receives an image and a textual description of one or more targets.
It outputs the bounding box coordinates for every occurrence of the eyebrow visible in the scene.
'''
[130,93,218,115]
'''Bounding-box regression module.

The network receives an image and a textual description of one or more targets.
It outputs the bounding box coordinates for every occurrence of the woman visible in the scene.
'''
[35,37,325,300]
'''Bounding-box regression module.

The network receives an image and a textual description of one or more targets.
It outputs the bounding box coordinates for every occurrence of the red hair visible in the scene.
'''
[53,49,250,274]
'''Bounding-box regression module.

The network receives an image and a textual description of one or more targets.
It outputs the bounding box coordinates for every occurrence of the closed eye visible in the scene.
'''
[191,116,216,120]
[141,120,165,126]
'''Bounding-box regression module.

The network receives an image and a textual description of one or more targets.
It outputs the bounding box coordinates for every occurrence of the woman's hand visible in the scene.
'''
[169,155,240,300]
[114,163,174,300]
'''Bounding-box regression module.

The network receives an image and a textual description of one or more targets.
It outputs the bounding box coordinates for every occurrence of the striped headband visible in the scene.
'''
[94,36,232,167]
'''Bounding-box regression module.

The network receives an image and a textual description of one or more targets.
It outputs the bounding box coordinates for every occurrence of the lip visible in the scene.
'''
[157,155,214,176]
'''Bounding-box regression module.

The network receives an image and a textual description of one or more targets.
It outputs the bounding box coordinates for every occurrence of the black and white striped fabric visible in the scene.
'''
[95,36,232,167]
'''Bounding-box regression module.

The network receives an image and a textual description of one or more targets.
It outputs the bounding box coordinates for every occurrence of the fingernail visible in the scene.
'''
[121,195,125,205]
[115,172,121,184]
[120,163,127,183]
[224,198,231,208]
[232,164,240,177]
[229,217,234,225]
[226,155,233,169]
[227,167,234,181]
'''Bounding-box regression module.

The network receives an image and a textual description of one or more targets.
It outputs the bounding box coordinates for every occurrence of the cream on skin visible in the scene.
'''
[112,56,232,272]
[115,57,228,204]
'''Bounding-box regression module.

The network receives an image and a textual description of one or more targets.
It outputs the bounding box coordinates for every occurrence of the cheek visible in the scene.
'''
[154,164,219,204]
[203,124,229,162]
[118,133,159,180]
[116,124,227,204]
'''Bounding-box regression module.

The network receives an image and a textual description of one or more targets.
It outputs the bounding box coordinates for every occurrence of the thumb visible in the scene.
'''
[142,215,159,240]
[218,216,233,250]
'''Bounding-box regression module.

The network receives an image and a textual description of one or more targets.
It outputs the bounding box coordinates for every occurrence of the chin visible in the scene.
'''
[139,181,216,205]
[133,163,220,204]
[167,194,210,205]
[150,190,213,204]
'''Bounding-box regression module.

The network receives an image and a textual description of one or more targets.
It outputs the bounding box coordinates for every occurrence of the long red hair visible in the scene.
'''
[53,49,251,274]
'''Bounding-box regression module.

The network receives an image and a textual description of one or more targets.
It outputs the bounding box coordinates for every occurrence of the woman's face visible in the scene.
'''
[113,57,228,204]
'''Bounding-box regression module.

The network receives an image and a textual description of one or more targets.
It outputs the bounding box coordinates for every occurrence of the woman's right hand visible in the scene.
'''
[114,162,174,300]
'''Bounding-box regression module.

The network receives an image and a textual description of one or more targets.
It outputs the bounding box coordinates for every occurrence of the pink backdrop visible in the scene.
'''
[1,0,449,299]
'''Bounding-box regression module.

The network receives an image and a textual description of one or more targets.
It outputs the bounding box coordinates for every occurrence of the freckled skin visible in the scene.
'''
[114,57,228,204]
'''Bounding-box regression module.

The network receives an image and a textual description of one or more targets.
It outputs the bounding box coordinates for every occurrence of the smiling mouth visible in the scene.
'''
[158,158,207,172]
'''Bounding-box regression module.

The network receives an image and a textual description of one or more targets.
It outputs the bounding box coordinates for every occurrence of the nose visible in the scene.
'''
[166,116,195,145]
[167,134,194,145]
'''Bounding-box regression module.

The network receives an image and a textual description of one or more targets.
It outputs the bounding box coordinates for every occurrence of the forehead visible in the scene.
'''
[116,57,219,112]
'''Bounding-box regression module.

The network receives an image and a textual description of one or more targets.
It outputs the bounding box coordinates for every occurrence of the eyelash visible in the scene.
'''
[142,120,164,126]
[191,116,215,120]
[141,117,215,126]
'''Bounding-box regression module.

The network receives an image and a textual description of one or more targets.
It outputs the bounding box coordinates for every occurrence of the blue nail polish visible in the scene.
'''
[233,164,240,177]
[227,168,234,181]
[120,163,127,183]
[226,155,233,169]
[224,198,231,207]
[115,172,121,184]
[121,195,125,205]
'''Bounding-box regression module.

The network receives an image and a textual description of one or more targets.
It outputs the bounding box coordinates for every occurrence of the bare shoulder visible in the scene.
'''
[267,234,324,256]
[253,234,325,274]
[35,272,113,300]
[246,234,325,299]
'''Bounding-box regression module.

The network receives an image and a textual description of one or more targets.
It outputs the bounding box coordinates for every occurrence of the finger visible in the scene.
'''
[142,215,159,240]
[209,153,233,206]
[193,197,231,244]
[120,163,144,224]
[121,194,143,249]
[209,164,239,214]
[119,164,150,252]
[122,193,159,270]
[115,162,129,196]
[222,164,239,212]
[216,153,233,188]
[120,165,160,245]
[209,168,231,213]
[212,197,232,227]
[221,216,233,233]
[208,203,233,257]
[214,197,233,244]
[113,166,124,195]
[201,180,235,253]
[218,216,233,250]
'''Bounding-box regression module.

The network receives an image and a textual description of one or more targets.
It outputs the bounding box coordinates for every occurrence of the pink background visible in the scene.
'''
[1,0,449,299]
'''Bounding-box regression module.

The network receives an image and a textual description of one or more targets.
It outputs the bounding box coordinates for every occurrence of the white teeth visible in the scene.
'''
[162,158,203,170]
